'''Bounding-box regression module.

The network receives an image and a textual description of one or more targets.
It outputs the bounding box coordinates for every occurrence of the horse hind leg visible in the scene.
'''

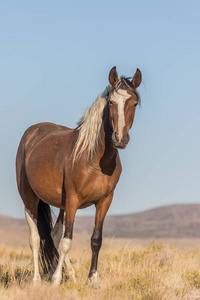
[51,209,76,284]
[16,141,41,283]
[64,253,76,284]
[24,197,41,284]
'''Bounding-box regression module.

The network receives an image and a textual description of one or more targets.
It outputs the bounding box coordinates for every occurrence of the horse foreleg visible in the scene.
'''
[51,209,76,283]
[87,192,113,288]
[52,202,77,286]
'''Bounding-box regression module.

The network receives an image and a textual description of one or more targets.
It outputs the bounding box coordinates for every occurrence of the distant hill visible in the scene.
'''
[75,204,200,238]
[1,204,200,245]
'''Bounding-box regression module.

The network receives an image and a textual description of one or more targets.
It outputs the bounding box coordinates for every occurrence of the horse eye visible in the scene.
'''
[134,103,138,108]
[109,101,113,107]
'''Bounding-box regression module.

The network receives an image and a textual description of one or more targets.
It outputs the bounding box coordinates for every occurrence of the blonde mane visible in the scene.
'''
[72,87,111,164]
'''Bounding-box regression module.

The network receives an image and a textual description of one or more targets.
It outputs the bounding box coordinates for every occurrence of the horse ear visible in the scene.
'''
[132,68,142,88]
[109,66,119,87]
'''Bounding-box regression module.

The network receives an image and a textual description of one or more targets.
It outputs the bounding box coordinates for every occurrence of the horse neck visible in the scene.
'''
[93,103,118,166]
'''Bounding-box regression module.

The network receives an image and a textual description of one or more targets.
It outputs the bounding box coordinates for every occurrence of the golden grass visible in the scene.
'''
[1,240,200,300]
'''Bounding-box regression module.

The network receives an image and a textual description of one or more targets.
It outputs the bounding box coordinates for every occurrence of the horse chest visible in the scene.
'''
[79,178,111,202]
[73,166,120,203]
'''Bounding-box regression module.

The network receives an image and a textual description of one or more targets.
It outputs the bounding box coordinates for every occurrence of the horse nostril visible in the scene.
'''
[114,132,119,142]
[123,133,130,145]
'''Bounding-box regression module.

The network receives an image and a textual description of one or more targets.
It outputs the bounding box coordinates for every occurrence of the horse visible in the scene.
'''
[16,66,142,287]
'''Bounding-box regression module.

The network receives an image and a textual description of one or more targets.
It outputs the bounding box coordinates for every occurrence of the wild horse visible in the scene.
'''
[16,66,142,287]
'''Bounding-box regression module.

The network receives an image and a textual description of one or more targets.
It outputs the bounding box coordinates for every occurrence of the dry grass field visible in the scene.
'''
[1,235,200,300]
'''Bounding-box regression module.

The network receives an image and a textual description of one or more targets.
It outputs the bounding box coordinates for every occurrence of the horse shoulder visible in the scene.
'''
[69,153,122,204]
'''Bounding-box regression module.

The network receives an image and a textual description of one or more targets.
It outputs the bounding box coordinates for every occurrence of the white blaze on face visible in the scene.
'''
[111,89,130,141]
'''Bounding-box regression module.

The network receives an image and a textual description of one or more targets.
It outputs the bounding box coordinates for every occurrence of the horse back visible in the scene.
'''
[21,122,69,151]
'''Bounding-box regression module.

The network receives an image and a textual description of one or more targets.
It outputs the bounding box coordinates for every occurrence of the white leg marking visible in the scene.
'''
[25,209,41,284]
[52,238,72,285]
[51,218,76,283]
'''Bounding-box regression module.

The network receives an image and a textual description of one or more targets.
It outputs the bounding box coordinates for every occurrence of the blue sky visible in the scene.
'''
[0,0,200,218]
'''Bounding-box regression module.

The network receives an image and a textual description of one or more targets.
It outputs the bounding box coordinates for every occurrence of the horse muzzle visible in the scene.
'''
[112,131,130,149]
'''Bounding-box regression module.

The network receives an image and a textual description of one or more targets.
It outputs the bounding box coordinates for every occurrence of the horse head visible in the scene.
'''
[108,66,142,149]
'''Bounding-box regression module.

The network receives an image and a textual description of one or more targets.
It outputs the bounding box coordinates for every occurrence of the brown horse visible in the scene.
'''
[16,66,142,287]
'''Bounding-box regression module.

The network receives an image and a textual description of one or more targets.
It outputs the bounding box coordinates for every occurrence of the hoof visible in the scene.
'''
[33,278,41,285]
[52,280,60,287]
[68,269,76,284]
[72,276,77,285]
[52,275,61,287]
[86,272,100,289]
